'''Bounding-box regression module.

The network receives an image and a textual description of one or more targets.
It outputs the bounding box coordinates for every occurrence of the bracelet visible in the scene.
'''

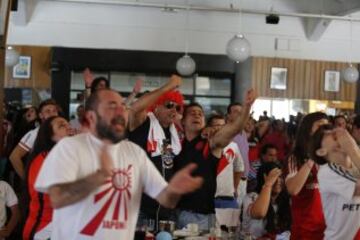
[85,86,91,89]
[262,183,272,189]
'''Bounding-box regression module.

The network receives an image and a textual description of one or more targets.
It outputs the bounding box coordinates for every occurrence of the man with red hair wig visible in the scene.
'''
[128,75,184,230]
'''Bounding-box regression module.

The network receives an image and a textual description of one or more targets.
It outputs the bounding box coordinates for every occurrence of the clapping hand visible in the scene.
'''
[168,163,203,195]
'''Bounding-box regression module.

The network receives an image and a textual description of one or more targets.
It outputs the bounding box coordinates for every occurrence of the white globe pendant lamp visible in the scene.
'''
[5,46,19,67]
[176,54,196,76]
[176,3,196,76]
[342,64,359,83]
[226,0,251,63]
[342,19,358,83]
[226,34,251,63]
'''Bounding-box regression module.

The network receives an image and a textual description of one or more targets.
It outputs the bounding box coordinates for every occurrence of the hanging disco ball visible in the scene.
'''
[5,47,20,67]
[342,64,359,83]
[226,34,251,63]
[176,54,196,76]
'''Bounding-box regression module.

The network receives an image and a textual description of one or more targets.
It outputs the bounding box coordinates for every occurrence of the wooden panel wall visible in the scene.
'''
[4,46,51,89]
[252,57,357,101]
[0,48,5,155]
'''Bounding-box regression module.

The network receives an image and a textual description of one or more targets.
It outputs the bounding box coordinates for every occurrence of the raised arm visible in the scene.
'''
[128,75,182,131]
[124,78,143,107]
[336,128,360,171]
[355,180,360,196]
[285,156,314,196]
[48,145,113,209]
[210,89,256,157]
[83,67,94,99]
[249,168,281,219]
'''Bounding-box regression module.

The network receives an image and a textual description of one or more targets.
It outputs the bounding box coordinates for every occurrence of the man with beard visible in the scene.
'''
[34,89,203,240]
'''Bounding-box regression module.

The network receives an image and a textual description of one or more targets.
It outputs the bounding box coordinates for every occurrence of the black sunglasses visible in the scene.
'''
[164,102,182,112]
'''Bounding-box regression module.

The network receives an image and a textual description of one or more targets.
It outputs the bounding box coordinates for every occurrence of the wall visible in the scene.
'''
[252,57,357,101]
[4,45,51,89]
[0,48,4,154]
[6,1,360,63]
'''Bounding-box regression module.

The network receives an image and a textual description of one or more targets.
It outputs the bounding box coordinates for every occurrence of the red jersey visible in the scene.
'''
[23,152,53,240]
[287,157,325,240]
[261,131,290,163]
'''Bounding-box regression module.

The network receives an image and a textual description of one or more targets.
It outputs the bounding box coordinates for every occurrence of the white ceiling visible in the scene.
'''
[7,0,360,62]
[57,0,360,16]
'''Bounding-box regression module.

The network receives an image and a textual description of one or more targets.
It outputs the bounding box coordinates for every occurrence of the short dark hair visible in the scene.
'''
[206,114,225,127]
[227,102,242,114]
[183,102,203,118]
[91,76,110,93]
[260,143,277,156]
[308,124,334,165]
[85,89,103,112]
[38,99,57,113]
[333,115,346,123]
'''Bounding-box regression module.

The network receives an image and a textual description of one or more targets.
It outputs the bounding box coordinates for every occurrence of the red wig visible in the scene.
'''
[148,90,184,112]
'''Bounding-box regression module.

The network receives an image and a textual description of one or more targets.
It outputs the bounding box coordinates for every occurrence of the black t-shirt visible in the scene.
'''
[174,135,219,214]
[128,117,176,219]
[128,117,175,180]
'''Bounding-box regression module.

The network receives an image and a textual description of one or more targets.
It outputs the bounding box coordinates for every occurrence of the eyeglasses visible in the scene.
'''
[164,102,182,112]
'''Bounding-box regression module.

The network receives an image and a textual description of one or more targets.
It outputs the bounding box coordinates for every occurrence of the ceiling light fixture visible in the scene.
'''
[226,0,251,63]
[176,2,196,76]
[342,18,359,83]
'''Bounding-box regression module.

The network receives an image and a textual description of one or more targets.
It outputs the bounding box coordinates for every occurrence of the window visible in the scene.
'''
[195,97,231,116]
[69,71,232,118]
[195,77,231,96]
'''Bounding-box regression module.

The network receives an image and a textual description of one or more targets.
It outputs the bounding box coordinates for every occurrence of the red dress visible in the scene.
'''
[23,152,53,240]
[289,164,325,240]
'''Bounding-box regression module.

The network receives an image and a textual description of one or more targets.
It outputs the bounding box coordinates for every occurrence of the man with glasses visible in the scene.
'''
[127,75,184,230]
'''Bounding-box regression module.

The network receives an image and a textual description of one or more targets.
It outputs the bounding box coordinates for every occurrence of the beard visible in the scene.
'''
[96,114,128,143]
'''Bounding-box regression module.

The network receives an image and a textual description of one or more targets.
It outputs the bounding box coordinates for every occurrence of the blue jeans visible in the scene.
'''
[214,197,239,208]
[177,210,215,231]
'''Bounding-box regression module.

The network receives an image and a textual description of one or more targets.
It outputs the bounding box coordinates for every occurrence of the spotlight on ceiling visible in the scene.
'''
[266,14,280,24]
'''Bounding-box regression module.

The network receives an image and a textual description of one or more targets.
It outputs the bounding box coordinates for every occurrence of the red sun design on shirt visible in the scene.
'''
[80,165,133,236]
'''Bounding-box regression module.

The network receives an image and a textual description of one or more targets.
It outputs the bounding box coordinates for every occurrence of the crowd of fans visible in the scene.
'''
[0,71,359,240]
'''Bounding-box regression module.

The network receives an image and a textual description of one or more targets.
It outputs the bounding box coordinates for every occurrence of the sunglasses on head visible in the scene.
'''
[164,102,182,112]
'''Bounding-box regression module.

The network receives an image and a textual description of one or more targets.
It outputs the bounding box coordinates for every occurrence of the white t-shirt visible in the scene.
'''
[35,133,168,240]
[242,192,266,238]
[318,163,360,240]
[19,127,39,152]
[215,142,244,197]
[0,181,18,228]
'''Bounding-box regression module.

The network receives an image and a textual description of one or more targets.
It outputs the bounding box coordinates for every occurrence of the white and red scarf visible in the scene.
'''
[146,112,181,157]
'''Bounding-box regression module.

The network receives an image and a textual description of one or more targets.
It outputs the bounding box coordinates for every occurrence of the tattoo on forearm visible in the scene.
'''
[51,172,104,208]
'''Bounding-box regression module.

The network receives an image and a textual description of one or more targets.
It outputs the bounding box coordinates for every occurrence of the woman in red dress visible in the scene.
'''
[285,112,328,240]
[23,116,72,240]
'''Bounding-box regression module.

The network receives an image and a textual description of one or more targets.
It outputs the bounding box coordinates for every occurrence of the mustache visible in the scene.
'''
[111,116,126,126]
